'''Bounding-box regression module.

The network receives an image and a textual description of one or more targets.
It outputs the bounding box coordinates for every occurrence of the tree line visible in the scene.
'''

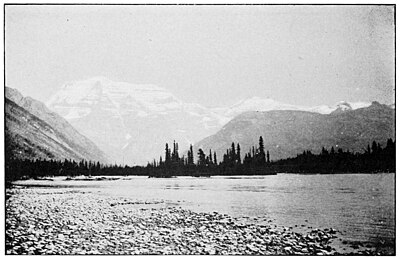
[147,136,272,177]
[270,139,395,174]
[5,137,395,181]
[6,136,273,180]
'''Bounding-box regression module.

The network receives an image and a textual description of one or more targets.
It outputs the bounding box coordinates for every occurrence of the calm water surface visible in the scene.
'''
[15,173,395,248]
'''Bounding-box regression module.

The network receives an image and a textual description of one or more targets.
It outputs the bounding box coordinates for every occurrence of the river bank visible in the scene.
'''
[6,185,389,255]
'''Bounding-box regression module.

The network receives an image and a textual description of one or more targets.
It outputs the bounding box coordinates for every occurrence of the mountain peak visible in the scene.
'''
[336,101,352,108]
[47,77,178,111]
[5,87,24,104]
[47,77,226,165]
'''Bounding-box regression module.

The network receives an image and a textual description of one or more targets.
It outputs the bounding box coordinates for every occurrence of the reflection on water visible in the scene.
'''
[15,173,395,248]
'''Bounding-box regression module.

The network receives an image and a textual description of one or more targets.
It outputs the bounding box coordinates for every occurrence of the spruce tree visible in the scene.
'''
[165,143,171,163]
[198,149,206,166]
[231,142,236,162]
[237,143,241,164]
[189,145,194,165]
[96,161,101,171]
[258,136,266,164]
[172,141,176,161]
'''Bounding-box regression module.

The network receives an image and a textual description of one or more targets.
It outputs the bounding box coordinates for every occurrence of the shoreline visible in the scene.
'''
[6,186,392,255]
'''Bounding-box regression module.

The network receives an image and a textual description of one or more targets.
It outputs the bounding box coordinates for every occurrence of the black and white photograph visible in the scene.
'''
[4,3,395,255]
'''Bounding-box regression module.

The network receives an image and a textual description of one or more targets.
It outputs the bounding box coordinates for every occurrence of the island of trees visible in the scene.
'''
[5,136,395,181]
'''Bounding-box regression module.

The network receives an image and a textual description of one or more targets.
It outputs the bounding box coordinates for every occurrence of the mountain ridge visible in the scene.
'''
[194,101,394,162]
[212,97,373,118]
[5,87,109,163]
[43,77,393,165]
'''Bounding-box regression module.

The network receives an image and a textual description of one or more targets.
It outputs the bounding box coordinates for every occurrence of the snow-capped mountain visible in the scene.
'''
[307,101,372,114]
[212,97,302,118]
[47,77,376,165]
[213,97,372,118]
[47,77,226,165]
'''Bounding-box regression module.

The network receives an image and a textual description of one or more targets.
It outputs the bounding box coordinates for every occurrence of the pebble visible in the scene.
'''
[5,187,386,255]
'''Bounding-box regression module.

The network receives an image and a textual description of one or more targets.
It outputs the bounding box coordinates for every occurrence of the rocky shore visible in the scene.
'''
[5,186,382,255]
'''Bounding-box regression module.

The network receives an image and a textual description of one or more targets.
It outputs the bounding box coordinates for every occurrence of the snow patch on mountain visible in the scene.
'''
[47,77,183,116]
[308,101,371,114]
[47,77,226,165]
[217,97,301,118]
[213,97,372,118]
[46,77,375,165]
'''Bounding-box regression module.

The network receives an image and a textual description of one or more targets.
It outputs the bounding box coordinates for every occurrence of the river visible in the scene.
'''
[13,173,395,253]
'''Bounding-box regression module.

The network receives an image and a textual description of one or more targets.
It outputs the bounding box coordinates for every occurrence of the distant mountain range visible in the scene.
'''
[5,87,108,163]
[45,77,393,165]
[195,102,395,162]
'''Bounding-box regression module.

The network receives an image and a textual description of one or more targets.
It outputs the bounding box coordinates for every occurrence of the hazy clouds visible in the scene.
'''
[5,5,395,107]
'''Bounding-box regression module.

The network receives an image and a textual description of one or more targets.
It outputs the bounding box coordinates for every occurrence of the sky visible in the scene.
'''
[5,5,395,108]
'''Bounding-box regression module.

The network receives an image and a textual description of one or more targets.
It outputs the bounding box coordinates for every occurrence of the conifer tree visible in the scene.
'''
[172,141,176,161]
[198,149,206,166]
[189,145,194,165]
[258,136,266,164]
[96,161,101,171]
[372,141,378,154]
[223,154,228,164]
[165,143,171,163]
[187,150,191,164]
[231,142,236,162]
[237,143,241,164]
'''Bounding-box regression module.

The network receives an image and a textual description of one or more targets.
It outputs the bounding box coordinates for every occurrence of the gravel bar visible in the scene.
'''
[6,187,378,255]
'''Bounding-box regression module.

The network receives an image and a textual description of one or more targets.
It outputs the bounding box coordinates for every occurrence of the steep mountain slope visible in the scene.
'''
[195,102,395,162]
[5,87,108,163]
[47,77,226,165]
